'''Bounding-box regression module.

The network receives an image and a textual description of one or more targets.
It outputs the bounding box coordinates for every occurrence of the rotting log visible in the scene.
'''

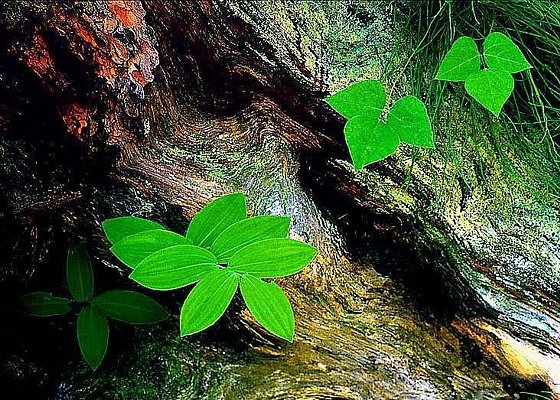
[0,1,559,399]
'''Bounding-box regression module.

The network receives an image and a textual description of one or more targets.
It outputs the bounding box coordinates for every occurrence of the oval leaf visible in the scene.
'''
[210,216,291,263]
[387,95,434,148]
[345,116,400,170]
[180,269,239,336]
[325,80,386,120]
[186,193,247,248]
[111,229,192,269]
[228,238,317,278]
[239,275,295,342]
[484,32,531,74]
[20,292,71,316]
[67,244,94,302]
[465,69,514,117]
[102,216,164,246]
[77,306,109,371]
[436,36,480,82]
[130,245,218,290]
[92,290,168,324]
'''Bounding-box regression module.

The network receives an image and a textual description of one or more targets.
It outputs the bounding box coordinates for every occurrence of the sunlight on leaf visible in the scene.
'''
[102,217,164,246]
[240,275,295,342]
[111,229,192,269]
[325,80,386,120]
[228,238,317,278]
[130,245,218,290]
[186,193,246,248]
[211,216,291,263]
[345,116,399,170]
[387,96,434,148]
[180,269,239,336]
[436,36,480,81]
[465,69,514,117]
[484,32,531,74]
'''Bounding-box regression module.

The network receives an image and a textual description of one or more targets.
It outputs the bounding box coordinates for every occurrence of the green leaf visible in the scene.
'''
[110,229,192,269]
[130,245,218,290]
[77,306,109,371]
[228,238,317,278]
[102,217,164,246]
[344,115,400,170]
[239,275,294,342]
[186,193,247,248]
[465,69,514,117]
[387,95,434,148]
[92,290,168,324]
[325,80,386,120]
[484,32,531,74]
[180,269,239,336]
[436,36,480,82]
[210,216,291,263]
[20,292,71,316]
[66,244,94,302]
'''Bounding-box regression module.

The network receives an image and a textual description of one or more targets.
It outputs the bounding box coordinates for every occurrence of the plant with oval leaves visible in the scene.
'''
[325,79,434,170]
[20,244,168,371]
[102,193,317,342]
[436,32,532,117]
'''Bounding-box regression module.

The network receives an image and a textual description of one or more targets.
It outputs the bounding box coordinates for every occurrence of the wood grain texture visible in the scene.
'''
[1,1,558,398]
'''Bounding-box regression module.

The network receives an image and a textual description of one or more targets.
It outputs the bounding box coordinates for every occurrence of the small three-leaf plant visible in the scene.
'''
[20,244,168,371]
[436,32,531,117]
[325,80,434,170]
[102,193,317,342]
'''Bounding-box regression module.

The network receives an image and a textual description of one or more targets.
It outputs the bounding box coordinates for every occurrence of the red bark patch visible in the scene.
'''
[22,29,69,93]
[108,0,143,29]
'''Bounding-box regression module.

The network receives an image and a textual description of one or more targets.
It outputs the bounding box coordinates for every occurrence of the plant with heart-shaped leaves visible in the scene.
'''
[436,32,531,117]
[20,244,168,370]
[103,193,317,342]
[325,80,434,170]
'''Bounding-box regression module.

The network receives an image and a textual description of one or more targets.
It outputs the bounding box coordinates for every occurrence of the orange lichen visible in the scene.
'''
[108,0,143,29]
[60,103,90,140]
[25,32,52,76]
[74,23,97,47]
[131,69,147,85]
[23,30,57,84]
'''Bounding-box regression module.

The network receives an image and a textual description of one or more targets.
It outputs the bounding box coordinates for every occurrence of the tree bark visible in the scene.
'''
[1,1,559,399]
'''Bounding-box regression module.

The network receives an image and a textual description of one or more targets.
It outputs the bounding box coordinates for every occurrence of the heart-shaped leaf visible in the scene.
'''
[436,36,480,82]
[345,115,400,170]
[20,292,71,316]
[180,269,239,336]
[186,193,246,248]
[465,69,514,117]
[239,275,295,342]
[102,217,164,246]
[66,244,94,303]
[484,32,531,74]
[92,290,168,324]
[387,95,434,148]
[210,215,290,263]
[111,229,192,269]
[77,306,109,371]
[130,245,218,290]
[228,238,317,278]
[326,80,385,120]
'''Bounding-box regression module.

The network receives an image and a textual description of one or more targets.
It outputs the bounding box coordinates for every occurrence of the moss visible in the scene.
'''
[67,325,235,399]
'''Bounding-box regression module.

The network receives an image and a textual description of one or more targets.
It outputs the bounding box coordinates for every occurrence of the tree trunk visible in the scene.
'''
[1,1,558,399]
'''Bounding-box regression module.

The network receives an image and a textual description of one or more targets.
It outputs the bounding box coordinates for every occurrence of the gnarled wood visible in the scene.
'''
[1,1,558,398]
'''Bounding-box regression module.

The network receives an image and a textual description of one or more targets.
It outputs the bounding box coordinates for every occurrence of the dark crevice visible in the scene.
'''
[299,145,488,323]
